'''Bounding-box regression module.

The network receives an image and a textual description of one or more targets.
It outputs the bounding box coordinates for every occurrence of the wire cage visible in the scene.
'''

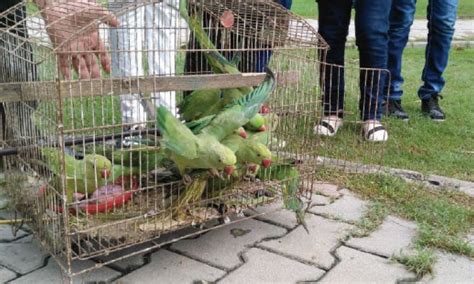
[0,0,330,278]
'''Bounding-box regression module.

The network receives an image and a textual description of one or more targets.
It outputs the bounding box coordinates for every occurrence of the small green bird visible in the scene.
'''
[258,164,308,232]
[221,134,272,169]
[196,68,276,142]
[156,106,237,179]
[41,148,112,202]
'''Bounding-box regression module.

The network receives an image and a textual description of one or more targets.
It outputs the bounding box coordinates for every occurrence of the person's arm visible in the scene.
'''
[33,0,119,79]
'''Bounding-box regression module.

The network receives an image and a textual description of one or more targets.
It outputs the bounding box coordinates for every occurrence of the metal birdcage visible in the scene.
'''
[0,0,335,279]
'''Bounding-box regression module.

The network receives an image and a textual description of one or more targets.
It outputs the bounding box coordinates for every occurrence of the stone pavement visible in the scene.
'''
[1,181,473,283]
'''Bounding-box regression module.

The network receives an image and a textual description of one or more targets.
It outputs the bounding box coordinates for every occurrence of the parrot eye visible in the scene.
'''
[218,159,222,163]
[257,153,261,157]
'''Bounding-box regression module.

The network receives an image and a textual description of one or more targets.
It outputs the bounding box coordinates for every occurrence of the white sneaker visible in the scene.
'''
[314,116,343,137]
[363,120,388,142]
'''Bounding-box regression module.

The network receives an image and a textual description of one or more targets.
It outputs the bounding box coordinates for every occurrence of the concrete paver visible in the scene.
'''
[0,239,49,274]
[171,218,287,270]
[347,216,417,257]
[259,214,352,269]
[246,201,299,229]
[309,189,368,222]
[11,258,121,284]
[220,248,324,283]
[0,225,28,242]
[320,246,415,283]
[304,180,341,198]
[117,249,225,284]
[0,266,17,283]
[420,252,474,284]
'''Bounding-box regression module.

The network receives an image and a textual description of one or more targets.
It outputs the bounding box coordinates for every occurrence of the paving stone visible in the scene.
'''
[0,266,16,283]
[0,225,28,242]
[246,201,299,229]
[320,246,415,283]
[220,248,324,283]
[117,249,225,283]
[310,194,331,206]
[0,239,49,274]
[309,189,367,222]
[420,252,474,284]
[171,218,287,269]
[347,216,417,257]
[11,257,121,284]
[259,214,352,269]
[303,180,341,198]
[95,243,149,272]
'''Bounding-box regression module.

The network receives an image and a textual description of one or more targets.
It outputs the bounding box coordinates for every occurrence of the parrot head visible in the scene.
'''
[212,144,237,176]
[234,127,248,139]
[84,154,113,180]
[248,142,272,168]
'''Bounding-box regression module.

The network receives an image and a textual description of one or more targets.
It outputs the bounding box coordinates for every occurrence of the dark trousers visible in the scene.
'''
[318,0,391,121]
[386,0,458,101]
[0,5,38,141]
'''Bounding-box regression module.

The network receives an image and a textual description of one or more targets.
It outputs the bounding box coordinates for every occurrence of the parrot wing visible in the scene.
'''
[201,68,276,141]
[156,106,199,159]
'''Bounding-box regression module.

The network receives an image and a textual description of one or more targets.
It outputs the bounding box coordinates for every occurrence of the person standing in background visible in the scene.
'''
[314,0,391,142]
[109,0,179,130]
[385,0,459,121]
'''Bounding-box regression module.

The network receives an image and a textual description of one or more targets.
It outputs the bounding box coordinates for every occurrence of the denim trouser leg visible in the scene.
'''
[386,0,416,101]
[317,0,352,118]
[255,0,293,72]
[418,0,458,100]
[355,0,391,121]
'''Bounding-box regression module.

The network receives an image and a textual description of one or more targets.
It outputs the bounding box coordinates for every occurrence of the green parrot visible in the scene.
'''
[221,134,272,169]
[258,164,308,232]
[41,148,112,202]
[178,0,253,121]
[156,106,237,179]
[192,68,276,142]
[244,113,267,132]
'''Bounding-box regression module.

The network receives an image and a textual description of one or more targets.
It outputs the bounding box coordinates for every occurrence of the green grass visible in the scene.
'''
[318,48,474,181]
[315,168,473,274]
[291,0,474,19]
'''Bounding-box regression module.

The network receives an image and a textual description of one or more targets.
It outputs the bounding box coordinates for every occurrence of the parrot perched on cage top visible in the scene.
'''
[221,134,272,169]
[187,68,276,142]
[41,148,112,202]
[156,106,236,178]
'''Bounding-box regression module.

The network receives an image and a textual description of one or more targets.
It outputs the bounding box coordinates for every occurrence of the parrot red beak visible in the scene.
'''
[224,165,235,176]
[238,129,248,139]
[248,164,258,173]
[101,169,111,179]
[259,105,270,114]
[262,158,272,168]
[258,125,267,132]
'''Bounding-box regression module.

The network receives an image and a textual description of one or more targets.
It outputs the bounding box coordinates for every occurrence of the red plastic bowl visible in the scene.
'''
[38,175,138,214]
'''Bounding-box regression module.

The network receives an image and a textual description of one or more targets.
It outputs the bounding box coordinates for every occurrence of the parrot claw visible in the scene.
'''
[208,168,223,179]
[183,175,193,185]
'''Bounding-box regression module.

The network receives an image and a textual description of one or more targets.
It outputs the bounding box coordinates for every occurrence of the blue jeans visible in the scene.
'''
[318,0,391,121]
[387,0,458,101]
[256,0,293,72]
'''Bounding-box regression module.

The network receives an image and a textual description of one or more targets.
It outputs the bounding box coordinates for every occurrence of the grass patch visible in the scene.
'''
[395,246,437,276]
[350,202,389,238]
[316,168,474,258]
[291,0,474,19]
[318,48,474,181]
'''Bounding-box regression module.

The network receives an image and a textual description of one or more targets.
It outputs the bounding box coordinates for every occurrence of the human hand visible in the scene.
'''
[41,0,119,79]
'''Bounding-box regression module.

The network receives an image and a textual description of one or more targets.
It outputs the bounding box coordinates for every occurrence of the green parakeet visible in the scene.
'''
[244,113,266,132]
[258,164,308,232]
[221,134,272,169]
[156,106,237,177]
[41,148,112,202]
[191,68,276,142]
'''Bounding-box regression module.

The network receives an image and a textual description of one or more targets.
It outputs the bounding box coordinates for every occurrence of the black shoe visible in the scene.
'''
[385,100,409,121]
[421,95,445,121]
